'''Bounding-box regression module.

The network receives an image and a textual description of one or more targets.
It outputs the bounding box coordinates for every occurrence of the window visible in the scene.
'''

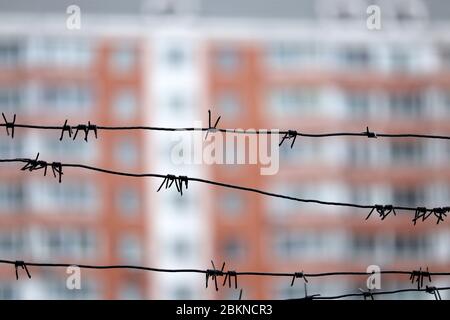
[215,47,239,72]
[0,87,22,112]
[119,282,143,300]
[116,188,140,216]
[268,87,319,116]
[111,44,136,73]
[345,91,370,118]
[316,0,364,21]
[266,42,316,69]
[168,94,185,112]
[0,183,24,212]
[390,141,424,165]
[44,276,98,299]
[392,0,427,23]
[351,186,372,206]
[438,46,450,69]
[170,237,192,260]
[113,89,137,120]
[171,192,190,210]
[118,234,141,264]
[0,230,24,257]
[390,47,413,73]
[28,38,92,67]
[165,46,185,67]
[280,139,320,164]
[44,138,93,162]
[394,234,428,260]
[220,192,244,216]
[273,231,346,261]
[340,47,371,69]
[392,187,425,207]
[0,41,21,66]
[0,137,24,158]
[114,138,138,167]
[40,84,93,113]
[347,141,374,167]
[389,92,423,117]
[0,282,17,299]
[351,234,376,258]
[171,286,193,300]
[38,181,97,212]
[273,232,311,260]
[216,91,240,118]
[42,228,96,259]
[222,238,245,260]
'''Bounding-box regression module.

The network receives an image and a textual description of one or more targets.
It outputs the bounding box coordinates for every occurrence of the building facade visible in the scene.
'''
[0,0,450,299]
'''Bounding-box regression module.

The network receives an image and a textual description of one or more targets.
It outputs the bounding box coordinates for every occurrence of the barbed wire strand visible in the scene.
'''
[1,259,450,299]
[0,156,449,224]
[2,113,450,144]
[290,286,450,300]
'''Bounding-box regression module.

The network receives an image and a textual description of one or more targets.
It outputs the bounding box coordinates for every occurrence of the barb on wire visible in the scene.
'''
[365,126,377,139]
[73,121,97,142]
[238,288,243,300]
[223,270,238,289]
[279,130,298,148]
[431,207,449,225]
[18,154,63,183]
[295,286,450,300]
[365,205,396,221]
[291,271,308,287]
[413,207,449,225]
[425,286,442,300]
[1,259,450,299]
[206,261,225,291]
[205,110,221,140]
[14,261,31,280]
[59,119,73,141]
[413,207,430,225]
[1,113,450,141]
[410,267,432,289]
[157,174,189,196]
[20,153,47,173]
[0,157,448,223]
[358,288,374,300]
[2,113,16,139]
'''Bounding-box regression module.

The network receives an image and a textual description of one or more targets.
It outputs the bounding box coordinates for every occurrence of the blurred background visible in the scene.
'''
[1,0,450,299]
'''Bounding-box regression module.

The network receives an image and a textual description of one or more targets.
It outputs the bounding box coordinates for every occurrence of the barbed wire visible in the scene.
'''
[0,155,448,225]
[1,259,449,300]
[2,111,450,300]
[290,285,450,300]
[2,112,450,146]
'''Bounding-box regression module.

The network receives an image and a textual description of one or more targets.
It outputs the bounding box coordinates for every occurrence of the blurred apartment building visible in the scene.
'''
[1,0,450,299]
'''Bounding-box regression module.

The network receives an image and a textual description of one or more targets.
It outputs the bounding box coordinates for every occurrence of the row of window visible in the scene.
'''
[0,181,140,216]
[5,37,447,76]
[214,41,450,74]
[0,276,144,299]
[279,139,450,167]
[0,134,139,167]
[0,38,137,72]
[0,228,143,264]
[0,84,139,120]
[218,182,450,217]
[271,230,450,263]
[214,87,450,120]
